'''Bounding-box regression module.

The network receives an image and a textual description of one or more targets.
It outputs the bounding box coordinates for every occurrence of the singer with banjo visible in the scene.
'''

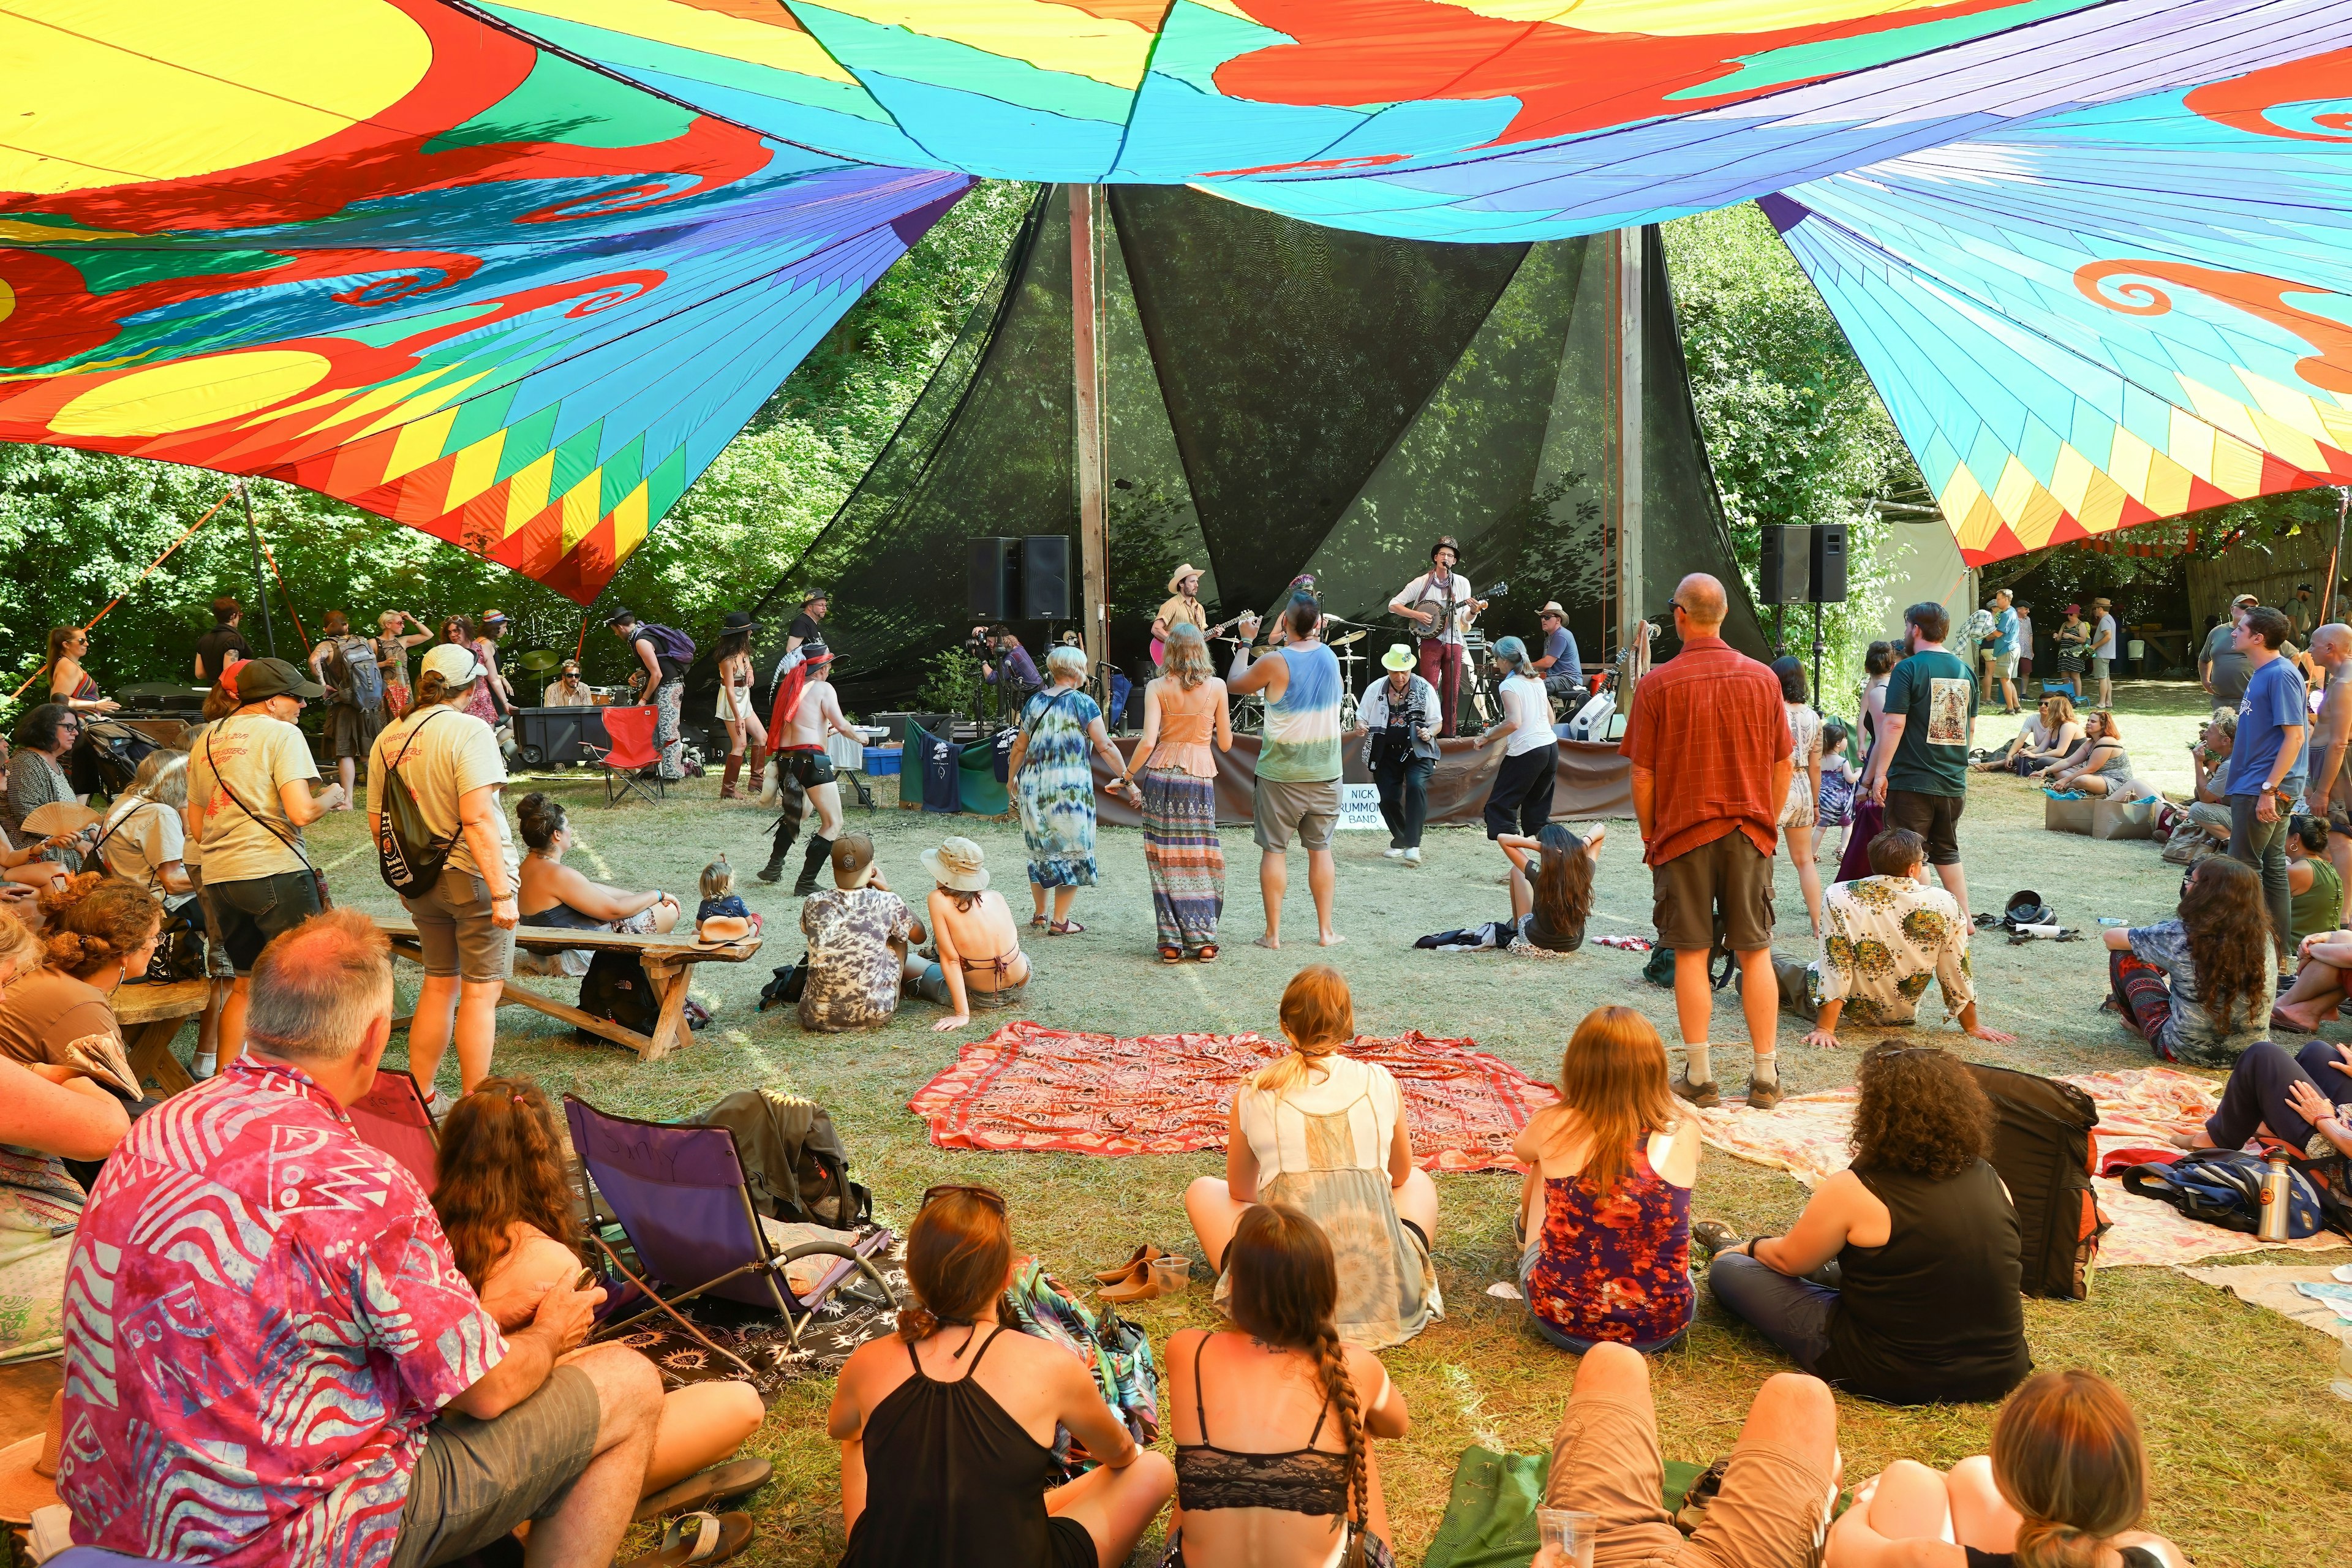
[1389,536,1488,737]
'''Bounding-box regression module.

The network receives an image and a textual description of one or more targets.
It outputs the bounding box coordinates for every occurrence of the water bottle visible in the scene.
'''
[2257,1150,2294,1243]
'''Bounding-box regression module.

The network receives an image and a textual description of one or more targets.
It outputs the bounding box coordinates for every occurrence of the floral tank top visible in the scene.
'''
[1524,1142,1693,1347]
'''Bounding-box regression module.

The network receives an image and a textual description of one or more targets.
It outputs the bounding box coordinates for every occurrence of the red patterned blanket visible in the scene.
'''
[908,1022,1557,1172]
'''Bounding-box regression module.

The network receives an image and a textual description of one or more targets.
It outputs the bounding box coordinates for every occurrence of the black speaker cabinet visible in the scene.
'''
[1022,534,1071,620]
[1759,524,1812,605]
[1809,522,1848,603]
[968,537,1016,619]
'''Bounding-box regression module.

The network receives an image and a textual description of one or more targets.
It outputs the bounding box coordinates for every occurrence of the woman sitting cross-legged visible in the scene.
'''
[2044,710,2135,796]
[1164,1203,1411,1567]
[431,1077,767,1545]
[828,1184,1175,1567]
[2182,1036,2352,1164]
[514,791,680,974]
[2103,853,2275,1064]
[1498,821,1604,952]
[1512,1006,1698,1354]
[1825,1368,2185,1567]
[907,837,1030,1031]
[1186,965,1441,1349]
[1702,1042,2032,1406]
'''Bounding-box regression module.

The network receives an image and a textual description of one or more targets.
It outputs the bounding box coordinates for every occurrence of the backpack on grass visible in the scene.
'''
[1966,1063,2109,1299]
[2120,1148,2326,1239]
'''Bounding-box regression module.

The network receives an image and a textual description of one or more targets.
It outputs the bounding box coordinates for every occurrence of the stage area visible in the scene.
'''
[273,680,2351,1568]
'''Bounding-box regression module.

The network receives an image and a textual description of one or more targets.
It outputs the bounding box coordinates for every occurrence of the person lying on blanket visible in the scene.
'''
[1823,1368,2187,1567]
[1768,827,2016,1050]
[2177,1037,2352,1164]
[432,1075,768,1539]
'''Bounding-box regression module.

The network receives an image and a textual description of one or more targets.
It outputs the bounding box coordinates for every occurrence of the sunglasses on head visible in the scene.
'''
[921,1183,1006,1215]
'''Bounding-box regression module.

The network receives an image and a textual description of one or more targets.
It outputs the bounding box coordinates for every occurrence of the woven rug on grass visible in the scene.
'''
[1685,1066,2345,1268]
[907,1022,1556,1172]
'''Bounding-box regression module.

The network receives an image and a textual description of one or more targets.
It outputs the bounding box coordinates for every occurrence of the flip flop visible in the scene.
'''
[633,1458,773,1523]
[622,1511,753,1567]
[1095,1244,1164,1284]
[1049,919,1086,936]
[1194,944,1218,963]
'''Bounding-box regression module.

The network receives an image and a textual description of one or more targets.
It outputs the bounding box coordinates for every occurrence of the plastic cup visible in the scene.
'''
[1536,1508,1598,1568]
[1150,1256,1191,1296]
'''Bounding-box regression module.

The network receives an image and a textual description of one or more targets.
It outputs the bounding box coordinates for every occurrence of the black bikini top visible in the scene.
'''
[1174,1335,1350,1517]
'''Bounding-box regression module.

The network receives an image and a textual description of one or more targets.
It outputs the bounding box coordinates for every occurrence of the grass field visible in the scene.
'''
[295,679,2352,1566]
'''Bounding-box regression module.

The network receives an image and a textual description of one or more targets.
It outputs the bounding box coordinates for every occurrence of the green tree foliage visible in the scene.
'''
[1664,203,1923,714]
[0,181,1033,722]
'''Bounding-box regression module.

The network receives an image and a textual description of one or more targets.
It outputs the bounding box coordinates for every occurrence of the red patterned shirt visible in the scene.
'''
[58,1058,505,1568]
[1619,634,1792,865]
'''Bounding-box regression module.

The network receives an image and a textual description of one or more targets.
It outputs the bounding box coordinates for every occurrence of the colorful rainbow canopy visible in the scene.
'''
[5,1,2349,595]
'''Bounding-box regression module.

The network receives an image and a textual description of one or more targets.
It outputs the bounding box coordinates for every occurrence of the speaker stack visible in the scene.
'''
[1759,524,1847,692]
[967,537,1074,620]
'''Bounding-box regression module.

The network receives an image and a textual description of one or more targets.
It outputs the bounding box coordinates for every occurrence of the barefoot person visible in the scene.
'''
[1620,573,1792,1109]
[1228,593,1345,949]
[1109,622,1232,962]
[757,644,866,895]
[910,837,1030,1032]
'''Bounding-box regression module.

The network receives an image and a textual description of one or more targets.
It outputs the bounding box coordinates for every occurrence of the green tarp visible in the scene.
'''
[1422,1446,1706,1568]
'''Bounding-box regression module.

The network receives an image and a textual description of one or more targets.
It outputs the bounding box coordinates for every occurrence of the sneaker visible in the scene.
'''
[1669,1072,1720,1109]
[1383,847,1406,860]
[1745,1075,1784,1111]
[1691,1219,1742,1256]
[1403,848,1422,865]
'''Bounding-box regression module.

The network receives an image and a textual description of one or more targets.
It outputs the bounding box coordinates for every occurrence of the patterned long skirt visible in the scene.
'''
[1140,765,1223,951]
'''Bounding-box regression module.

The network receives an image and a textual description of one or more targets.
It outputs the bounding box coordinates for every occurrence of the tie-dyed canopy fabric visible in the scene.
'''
[4,1,2349,594]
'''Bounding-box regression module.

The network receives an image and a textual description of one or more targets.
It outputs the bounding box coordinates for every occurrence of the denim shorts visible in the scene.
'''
[200,869,324,975]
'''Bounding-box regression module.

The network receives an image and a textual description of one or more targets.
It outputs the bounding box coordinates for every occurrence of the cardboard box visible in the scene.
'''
[2045,794,2158,840]
[2044,794,2094,835]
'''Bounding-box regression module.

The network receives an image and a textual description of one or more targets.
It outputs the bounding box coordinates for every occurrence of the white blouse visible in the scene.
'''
[1238,1055,1403,1179]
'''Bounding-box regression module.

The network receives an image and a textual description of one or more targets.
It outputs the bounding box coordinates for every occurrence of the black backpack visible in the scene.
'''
[374,711,458,898]
[1966,1063,2108,1300]
[693,1088,872,1230]
[576,948,659,1041]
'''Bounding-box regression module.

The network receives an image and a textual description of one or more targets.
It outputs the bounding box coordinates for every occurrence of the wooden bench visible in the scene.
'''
[119,978,222,1098]
[374,915,762,1064]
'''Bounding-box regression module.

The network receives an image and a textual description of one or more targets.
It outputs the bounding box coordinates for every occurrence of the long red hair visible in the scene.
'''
[1541,1006,1678,1195]
[431,1077,580,1291]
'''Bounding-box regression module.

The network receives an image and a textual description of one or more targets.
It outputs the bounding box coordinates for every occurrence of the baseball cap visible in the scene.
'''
[421,643,483,685]
[233,657,325,703]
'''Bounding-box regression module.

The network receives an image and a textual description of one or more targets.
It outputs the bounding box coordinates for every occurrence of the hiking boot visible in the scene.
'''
[1691,1219,1742,1257]
[1745,1075,1784,1111]
[1669,1072,1720,1109]
[756,853,788,884]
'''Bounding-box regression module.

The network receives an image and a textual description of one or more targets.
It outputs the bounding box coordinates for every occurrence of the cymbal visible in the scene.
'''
[1329,629,1366,647]
[516,649,562,672]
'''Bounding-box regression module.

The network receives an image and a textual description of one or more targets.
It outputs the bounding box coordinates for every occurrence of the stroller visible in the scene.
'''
[70,719,157,798]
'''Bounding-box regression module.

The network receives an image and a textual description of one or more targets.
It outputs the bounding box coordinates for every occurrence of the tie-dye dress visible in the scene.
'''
[1017,685,1102,888]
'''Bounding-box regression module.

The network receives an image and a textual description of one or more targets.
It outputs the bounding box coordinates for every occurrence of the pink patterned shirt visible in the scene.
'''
[58,1058,506,1568]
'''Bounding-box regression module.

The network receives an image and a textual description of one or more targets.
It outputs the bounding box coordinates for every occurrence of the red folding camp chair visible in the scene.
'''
[347,1067,440,1194]
[583,704,665,806]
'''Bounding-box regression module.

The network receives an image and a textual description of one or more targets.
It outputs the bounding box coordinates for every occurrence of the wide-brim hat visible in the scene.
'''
[1167,565,1202,595]
[0,1392,62,1524]
[696,915,753,946]
[923,837,989,892]
[1539,600,1566,619]
[721,611,758,632]
[1381,643,1415,672]
[233,656,326,703]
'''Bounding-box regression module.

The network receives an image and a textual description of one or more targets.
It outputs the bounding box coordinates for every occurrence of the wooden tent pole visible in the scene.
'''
[2324,486,2351,626]
[1071,184,1110,693]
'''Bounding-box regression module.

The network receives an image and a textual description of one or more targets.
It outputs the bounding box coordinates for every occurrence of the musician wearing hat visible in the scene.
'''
[1151,565,1231,669]
[971,624,1042,718]
[1389,536,1487,737]
[1532,600,1583,712]
[788,588,829,658]
[1354,643,1441,864]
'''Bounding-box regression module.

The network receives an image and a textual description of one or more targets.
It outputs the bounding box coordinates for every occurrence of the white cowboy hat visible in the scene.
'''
[922,837,989,892]
[1381,643,1415,672]
[695,915,753,946]
[1167,565,1202,595]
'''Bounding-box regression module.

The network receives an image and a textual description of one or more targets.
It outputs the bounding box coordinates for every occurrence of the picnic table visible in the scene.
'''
[119,978,219,1098]
[373,914,762,1063]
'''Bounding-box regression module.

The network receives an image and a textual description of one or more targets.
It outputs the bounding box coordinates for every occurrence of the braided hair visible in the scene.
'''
[1226,1203,1372,1548]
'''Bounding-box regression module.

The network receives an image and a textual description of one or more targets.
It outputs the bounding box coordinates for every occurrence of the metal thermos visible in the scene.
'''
[2258,1150,2294,1243]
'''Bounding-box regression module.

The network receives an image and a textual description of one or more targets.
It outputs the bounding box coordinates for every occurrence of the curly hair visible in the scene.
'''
[39,873,162,980]
[2177,855,2271,1036]
[1849,1043,1994,1182]
[431,1077,580,1291]
[1224,1204,1371,1536]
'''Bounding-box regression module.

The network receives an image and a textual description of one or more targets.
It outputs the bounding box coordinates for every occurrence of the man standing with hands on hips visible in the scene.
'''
[1620,573,1792,1110]
[2226,605,2307,960]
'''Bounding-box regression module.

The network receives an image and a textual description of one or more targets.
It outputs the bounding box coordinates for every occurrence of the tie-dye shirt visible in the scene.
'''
[1259,645,1343,782]
[59,1058,506,1568]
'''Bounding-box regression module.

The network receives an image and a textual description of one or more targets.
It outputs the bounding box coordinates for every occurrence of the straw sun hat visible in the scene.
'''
[923,837,989,892]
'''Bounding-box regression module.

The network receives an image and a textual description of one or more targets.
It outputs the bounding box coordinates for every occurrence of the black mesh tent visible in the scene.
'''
[731,185,1762,716]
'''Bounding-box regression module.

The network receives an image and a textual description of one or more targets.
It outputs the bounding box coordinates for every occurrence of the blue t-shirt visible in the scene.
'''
[1991,608,2018,657]
[1544,627,1583,685]
[2226,656,2309,796]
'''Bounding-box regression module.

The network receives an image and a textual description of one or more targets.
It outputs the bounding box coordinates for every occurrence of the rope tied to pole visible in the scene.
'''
[7,484,238,703]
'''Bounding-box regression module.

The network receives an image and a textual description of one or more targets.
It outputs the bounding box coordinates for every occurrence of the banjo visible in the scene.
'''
[1406,578,1509,644]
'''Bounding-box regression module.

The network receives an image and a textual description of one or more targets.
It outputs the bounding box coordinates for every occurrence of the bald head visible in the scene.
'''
[245,909,394,1065]
[2313,623,2352,668]
[1674,573,1728,631]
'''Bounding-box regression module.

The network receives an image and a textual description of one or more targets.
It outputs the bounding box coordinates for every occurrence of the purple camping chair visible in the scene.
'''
[347,1068,439,1194]
[42,1552,199,1567]
[563,1095,894,1349]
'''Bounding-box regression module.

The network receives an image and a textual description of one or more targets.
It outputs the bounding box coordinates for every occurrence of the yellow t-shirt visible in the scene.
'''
[1155,594,1206,638]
